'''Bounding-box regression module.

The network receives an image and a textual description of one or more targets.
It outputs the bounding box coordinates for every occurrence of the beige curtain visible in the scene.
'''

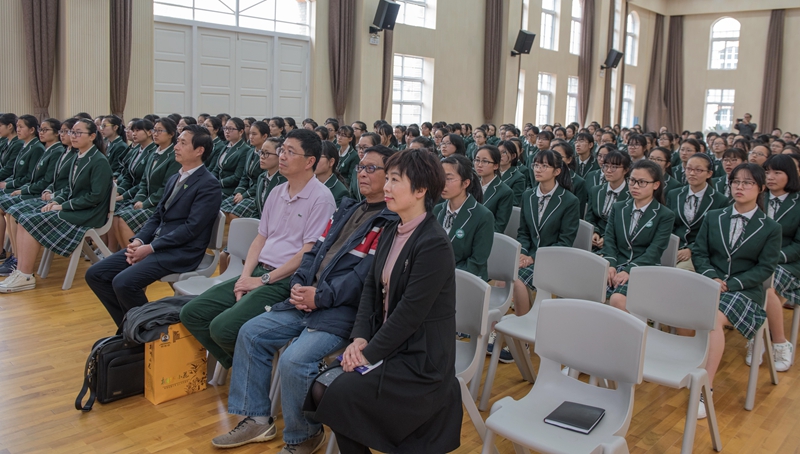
[381,30,394,121]
[601,0,615,126]
[759,9,784,133]
[483,0,503,122]
[577,0,595,127]
[329,0,356,124]
[664,16,683,133]
[643,14,665,133]
[110,0,133,118]
[614,0,628,126]
[21,0,59,121]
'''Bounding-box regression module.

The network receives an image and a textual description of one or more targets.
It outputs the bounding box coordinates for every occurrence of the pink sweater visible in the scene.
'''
[382,212,427,321]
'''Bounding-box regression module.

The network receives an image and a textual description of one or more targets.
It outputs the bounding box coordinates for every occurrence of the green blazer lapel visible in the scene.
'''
[483,177,499,204]
[630,202,660,242]
[147,146,175,179]
[674,186,691,227]
[323,174,338,190]
[448,196,477,241]
[13,138,39,176]
[774,193,799,223]
[69,147,99,194]
[619,199,635,247]
[501,166,516,184]
[693,186,719,227]
[716,206,734,257]
[222,140,245,168]
[731,210,767,255]
[534,186,564,232]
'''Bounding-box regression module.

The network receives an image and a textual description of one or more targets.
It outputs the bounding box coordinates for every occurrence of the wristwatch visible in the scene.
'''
[260,273,271,285]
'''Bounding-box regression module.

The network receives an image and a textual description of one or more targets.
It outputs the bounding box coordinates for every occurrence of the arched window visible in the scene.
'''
[709,17,740,70]
[624,12,639,66]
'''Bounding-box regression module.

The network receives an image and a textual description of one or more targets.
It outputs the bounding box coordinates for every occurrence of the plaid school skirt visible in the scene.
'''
[6,198,47,219]
[0,193,28,212]
[606,265,629,299]
[221,196,260,219]
[116,205,154,233]
[17,210,91,257]
[518,263,536,291]
[719,291,766,340]
[774,265,800,306]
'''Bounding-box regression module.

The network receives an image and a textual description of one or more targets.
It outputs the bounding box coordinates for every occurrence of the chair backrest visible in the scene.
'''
[208,211,226,249]
[573,219,593,251]
[626,266,720,331]
[227,218,260,261]
[504,206,521,239]
[454,269,492,376]
[660,234,679,267]
[536,298,647,385]
[532,246,609,304]
[96,183,118,236]
[487,233,520,284]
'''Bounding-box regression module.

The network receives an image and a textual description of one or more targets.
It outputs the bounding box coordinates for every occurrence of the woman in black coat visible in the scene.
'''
[310,149,462,454]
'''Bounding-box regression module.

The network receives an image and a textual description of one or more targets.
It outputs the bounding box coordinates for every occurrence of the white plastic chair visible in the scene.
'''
[480,298,647,454]
[478,246,609,411]
[745,276,779,411]
[37,183,116,290]
[660,234,680,267]
[160,210,226,285]
[573,219,594,251]
[172,217,259,296]
[504,206,521,239]
[791,305,800,350]
[626,266,722,454]
[468,233,520,401]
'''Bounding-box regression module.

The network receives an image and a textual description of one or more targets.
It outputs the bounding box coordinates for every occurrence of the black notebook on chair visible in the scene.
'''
[544,401,605,434]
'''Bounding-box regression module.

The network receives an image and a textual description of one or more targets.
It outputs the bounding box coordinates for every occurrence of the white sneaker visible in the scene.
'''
[486,331,497,356]
[745,339,764,366]
[697,390,712,420]
[773,342,794,372]
[0,270,36,293]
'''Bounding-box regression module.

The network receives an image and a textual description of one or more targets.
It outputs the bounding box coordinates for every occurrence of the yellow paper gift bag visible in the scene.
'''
[145,323,207,405]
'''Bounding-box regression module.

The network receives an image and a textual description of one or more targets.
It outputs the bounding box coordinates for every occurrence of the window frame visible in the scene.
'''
[708,17,740,70]
[537,72,556,126]
[153,0,311,36]
[566,76,579,124]
[704,89,736,132]
[621,83,635,128]
[624,12,639,66]
[392,54,426,126]
[569,0,582,55]
[540,0,560,51]
[394,0,436,30]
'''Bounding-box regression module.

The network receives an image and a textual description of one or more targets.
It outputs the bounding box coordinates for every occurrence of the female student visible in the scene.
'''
[710,136,728,177]
[0,114,23,181]
[648,146,682,195]
[394,125,407,151]
[586,150,632,249]
[440,133,466,159]
[666,153,728,271]
[113,118,181,245]
[434,154,494,281]
[378,123,398,150]
[0,115,44,195]
[575,132,599,178]
[692,163,781,418]
[712,148,748,198]
[103,115,128,179]
[336,125,359,188]
[316,141,350,207]
[215,117,250,197]
[474,145,513,233]
[551,140,588,217]
[268,117,286,139]
[585,144,614,188]
[116,119,156,208]
[748,143,770,166]
[220,121,269,220]
[514,150,580,317]
[759,155,800,371]
[466,128,487,159]
[673,138,703,185]
[0,119,112,293]
[498,140,526,205]
[203,116,227,170]
[605,160,675,312]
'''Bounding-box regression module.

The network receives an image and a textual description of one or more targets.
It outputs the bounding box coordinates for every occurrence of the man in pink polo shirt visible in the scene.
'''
[181,128,336,371]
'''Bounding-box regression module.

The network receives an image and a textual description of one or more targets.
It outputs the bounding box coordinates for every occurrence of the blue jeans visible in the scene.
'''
[227,308,347,445]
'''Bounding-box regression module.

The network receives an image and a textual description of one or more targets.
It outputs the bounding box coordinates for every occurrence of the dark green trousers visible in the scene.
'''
[180,265,291,369]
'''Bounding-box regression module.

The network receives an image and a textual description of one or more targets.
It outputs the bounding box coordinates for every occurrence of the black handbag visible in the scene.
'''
[75,335,144,411]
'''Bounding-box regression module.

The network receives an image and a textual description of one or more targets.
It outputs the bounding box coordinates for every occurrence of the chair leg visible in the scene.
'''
[85,229,111,258]
[211,363,229,386]
[480,426,498,454]
[37,249,54,278]
[206,352,218,383]
[699,373,723,452]
[681,376,701,454]
[745,326,765,410]
[791,306,800,349]
[469,336,488,400]
[460,377,487,441]
[512,338,536,383]
[479,333,504,412]
[764,324,779,385]
[62,241,85,290]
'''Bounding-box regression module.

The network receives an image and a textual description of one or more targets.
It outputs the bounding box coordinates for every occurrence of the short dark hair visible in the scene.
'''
[361,132,381,147]
[363,144,395,164]
[384,149,445,212]
[575,131,594,144]
[314,126,329,141]
[155,117,178,144]
[182,124,214,161]
[765,154,800,193]
[723,147,748,162]
[730,163,767,211]
[631,159,666,204]
[287,128,322,171]
[0,113,18,129]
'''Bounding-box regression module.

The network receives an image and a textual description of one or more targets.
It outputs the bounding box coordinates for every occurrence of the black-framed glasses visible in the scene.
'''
[685,166,711,174]
[473,159,495,166]
[602,164,621,172]
[730,179,757,188]
[357,145,369,151]
[68,130,89,137]
[153,129,167,135]
[628,178,656,187]
[222,127,238,132]
[260,150,278,158]
[648,157,667,164]
[356,164,385,174]
[39,128,53,134]
[532,163,552,171]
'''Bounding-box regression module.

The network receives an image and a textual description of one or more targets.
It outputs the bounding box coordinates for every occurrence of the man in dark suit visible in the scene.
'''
[87,124,222,330]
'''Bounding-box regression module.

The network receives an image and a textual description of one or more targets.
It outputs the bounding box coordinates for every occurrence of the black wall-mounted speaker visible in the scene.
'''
[373,0,400,31]
[512,30,536,56]
[603,49,624,69]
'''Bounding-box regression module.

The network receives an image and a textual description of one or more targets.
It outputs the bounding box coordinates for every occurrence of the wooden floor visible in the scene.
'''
[1,255,800,454]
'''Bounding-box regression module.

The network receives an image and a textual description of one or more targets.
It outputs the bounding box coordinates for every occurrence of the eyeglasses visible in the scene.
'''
[68,130,90,137]
[722,158,742,164]
[474,159,495,166]
[532,163,553,171]
[276,146,312,158]
[730,179,757,188]
[39,128,53,134]
[352,126,364,131]
[749,151,767,158]
[441,141,452,147]
[222,127,238,132]
[628,178,656,187]
[685,166,710,174]
[260,150,278,158]
[153,129,166,135]
[648,157,667,163]
[356,164,385,174]
[602,164,621,172]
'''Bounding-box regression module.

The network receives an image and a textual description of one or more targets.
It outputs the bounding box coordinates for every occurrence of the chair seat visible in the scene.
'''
[489,286,511,311]
[161,253,219,283]
[642,329,707,388]
[454,340,475,378]
[494,311,538,345]
[486,370,630,454]
[173,273,230,296]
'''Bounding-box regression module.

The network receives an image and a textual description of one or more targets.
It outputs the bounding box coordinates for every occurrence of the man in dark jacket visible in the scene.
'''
[211,146,397,454]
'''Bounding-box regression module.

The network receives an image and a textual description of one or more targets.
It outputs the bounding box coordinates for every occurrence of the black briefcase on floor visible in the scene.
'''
[75,335,144,411]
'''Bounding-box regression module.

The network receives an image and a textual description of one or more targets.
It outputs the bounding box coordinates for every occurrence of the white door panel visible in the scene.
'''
[154,23,192,115]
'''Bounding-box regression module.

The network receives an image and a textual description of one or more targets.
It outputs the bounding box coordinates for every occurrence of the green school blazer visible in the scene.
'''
[433,195,495,281]
[44,148,76,194]
[4,137,44,191]
[234,148,266,198]
[0,137,23,180]
[585,168,605,189]
[481,176,514,233]
[254,170,287,213]
[52,146,113,228]
[692,207,781,304]
[118,142,156,199]
[666,185,728,249]
[205,137,227,171]
[18,143,64,197]
[517,185,580,259]
[337,146,359,189]
[576,155,600,179]
[585,182,631,234]
[662,173,682,195]
[600,199,675,272]
[323,174,350,207]
[766,192,800,277]
[215,139,249,197]
[570,170,589,219]
[466,142,478,160]
[500,166,526,206]
[673,164,688,186]
[711,175,732,201]
[131,145,182,209]
[106,136,128,178]
[520,144,538,166]
[487,136,501,146]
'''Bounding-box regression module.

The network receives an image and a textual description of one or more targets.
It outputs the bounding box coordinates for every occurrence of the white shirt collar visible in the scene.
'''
[607,180,626,194]
[732,205,758,220]
[770,192,789,202]
[633,199,652,213]
[178,164,203,181]
[536,182,559,198]
[481,176,497,193]
[689,183,708,200]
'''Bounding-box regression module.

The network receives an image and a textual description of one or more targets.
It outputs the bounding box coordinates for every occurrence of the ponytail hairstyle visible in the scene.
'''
[649,146,674,176]
[764,154,800,194]
[551,140,577,171]
[379,123,398,147]
[251,120,270,138]
[0,113,18,132]
[361,132,381,147]
[320,141,345,183]
[730,163,767,212]
[338,125,356,150]
[205,116,225,141]
[533,149,573,192]
[447,133,466,155]
[499,140,519,166]
[284,117,297,130]
[17,114,40,140]
[442,154,483,203]
[269,116,286,137]
[688,152,715,183]
[104,115,126,142]
[630,159,665,204]
[76,118,106,154]
[155,117,178,145]
[41,118,62,143]
[314,126,329,141]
